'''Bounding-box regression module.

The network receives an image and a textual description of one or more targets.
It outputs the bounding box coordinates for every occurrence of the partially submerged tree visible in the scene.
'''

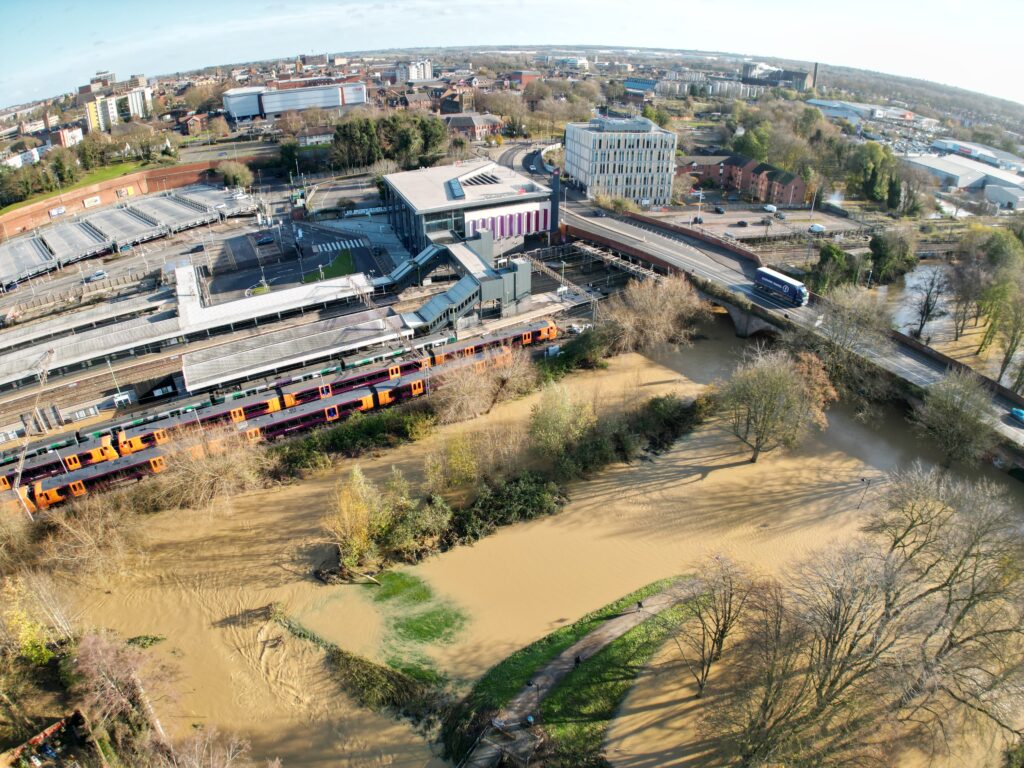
[716,348,837,462]
[598,274,711,355]
[912,369,996,466]
[909,267,948,338]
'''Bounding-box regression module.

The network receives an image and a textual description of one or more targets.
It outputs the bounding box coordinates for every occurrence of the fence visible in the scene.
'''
[8,269,152,314]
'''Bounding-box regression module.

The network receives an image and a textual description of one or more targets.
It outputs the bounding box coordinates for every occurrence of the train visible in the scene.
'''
[1,319,559,512]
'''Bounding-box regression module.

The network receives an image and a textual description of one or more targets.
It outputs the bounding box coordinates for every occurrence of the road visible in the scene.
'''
[565,208,1024,449]
[178,139,280,164]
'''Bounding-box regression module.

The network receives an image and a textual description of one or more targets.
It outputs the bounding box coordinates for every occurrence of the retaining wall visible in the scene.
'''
[0,157,262,236]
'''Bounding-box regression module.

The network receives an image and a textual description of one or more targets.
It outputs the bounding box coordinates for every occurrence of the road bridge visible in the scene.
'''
[563,207,1024,451]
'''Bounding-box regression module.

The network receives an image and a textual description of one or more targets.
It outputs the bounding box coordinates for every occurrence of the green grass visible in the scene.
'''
[0,161,144,215]
[303,249,354,282]
[541,603,690,767]
[393,605,466,644]
[370,571,434,605]
[441,577,679,760]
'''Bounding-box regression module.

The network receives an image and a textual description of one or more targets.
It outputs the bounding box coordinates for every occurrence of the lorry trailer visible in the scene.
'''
[753,267,809,307]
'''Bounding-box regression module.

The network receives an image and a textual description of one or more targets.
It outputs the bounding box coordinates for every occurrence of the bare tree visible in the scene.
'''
[69,631,171,738]
[789,285,893,418]
[716,348,837,462]
[431,348,537,425]
[912,369,996,466]
[910,267,948,338]
[599,274,711,355]
[949,257,985,341]
[677,555,754,697]
[864,464,1024,747]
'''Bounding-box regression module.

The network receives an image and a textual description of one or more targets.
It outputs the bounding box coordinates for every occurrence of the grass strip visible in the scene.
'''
[540,603,690,768]
[303,249,355,282]
[441,577,679,761]
[270,603,432,715]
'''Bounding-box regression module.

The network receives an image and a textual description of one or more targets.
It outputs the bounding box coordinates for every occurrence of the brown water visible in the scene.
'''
[69,313,1024,766]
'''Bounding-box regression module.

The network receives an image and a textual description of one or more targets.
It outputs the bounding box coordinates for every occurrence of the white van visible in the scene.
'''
[763,204,778,213]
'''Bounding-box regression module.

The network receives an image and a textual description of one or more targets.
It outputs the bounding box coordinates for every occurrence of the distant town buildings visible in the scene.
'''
[50,126,84,148]
[85,96,120,132]
[443,113,503,141]
[807,99,939,131]
[903,153,1024,202]
[395,59,434,83]
[507,71,542,89]
[564,116,677,206]
[222,82,368,120]
[742,62,814,91]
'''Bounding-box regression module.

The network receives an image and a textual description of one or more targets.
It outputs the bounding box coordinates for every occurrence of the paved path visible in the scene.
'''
[462,585,683,768]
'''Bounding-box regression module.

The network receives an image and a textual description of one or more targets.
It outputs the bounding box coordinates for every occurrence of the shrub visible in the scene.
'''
[446,472,562,544]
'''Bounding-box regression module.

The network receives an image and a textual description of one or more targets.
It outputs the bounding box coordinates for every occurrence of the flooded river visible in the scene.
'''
[70,313,1024,766]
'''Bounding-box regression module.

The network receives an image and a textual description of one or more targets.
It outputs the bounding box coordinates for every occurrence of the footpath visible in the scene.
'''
[461,585,684,767]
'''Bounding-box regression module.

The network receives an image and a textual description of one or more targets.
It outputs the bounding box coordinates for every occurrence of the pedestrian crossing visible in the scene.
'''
[312,239,362,254]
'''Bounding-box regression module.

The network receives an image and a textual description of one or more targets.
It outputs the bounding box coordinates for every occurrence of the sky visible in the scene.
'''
[1,0,1022,109]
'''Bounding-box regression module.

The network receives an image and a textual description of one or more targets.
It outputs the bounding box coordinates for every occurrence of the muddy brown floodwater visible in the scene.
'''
[70,314,1024,766]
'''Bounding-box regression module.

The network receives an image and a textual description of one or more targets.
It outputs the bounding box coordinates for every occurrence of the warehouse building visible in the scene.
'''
[931,139,1024,173]
[902,153,1024,192]
[382,160,553,255]
[564,116,677,206]
[222,83,368,120]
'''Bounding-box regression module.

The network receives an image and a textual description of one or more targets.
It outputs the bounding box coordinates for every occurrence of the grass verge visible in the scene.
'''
[303,249,354,282]
[540,603,690,767]
[0,162,144,215]
[441,577,679,761]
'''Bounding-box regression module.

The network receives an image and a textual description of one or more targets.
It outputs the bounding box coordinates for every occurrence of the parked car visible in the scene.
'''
[774,211,786,220]
[85,269,108,283]
[713,205,726,214]
[808,223,827,234]
[737,220,749,227]
[3,281,17,293]
[189,244,205,253]
[255,234,275,245]
[1010,408,1024,426]
[590,210,607,217]
[760,216,773,225]
[693,215,704,224]
[763,204,778,213]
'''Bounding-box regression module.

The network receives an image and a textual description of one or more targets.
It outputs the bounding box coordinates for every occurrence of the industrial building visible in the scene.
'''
[905,153,1024,199]
[222,83,368,120]
[382,160,553,255]
[564,116,677,206]
[931,139,1024,173]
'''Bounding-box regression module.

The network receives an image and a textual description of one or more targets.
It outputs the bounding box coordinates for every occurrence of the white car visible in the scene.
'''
[85,269,108,283]
[808,223,826,234]
[763,204,778,213]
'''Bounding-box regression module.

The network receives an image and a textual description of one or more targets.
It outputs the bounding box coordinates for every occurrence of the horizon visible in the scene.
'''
[1,0,1023,112]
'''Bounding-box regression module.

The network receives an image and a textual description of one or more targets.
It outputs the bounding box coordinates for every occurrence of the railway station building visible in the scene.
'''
[381,160,554,256]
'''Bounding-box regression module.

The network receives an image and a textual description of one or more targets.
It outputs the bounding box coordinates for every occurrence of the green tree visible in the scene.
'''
[868,229,917,283]
[279,140,299,175]
[731,123,770,162]
[886,174,902,210]
[216,160,253,188]
[716,349,837,462]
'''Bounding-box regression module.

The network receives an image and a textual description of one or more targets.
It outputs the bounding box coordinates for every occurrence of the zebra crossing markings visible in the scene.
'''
[312,239,362,254]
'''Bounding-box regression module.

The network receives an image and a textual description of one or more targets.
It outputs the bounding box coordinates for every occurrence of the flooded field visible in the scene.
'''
[69,313,1024,766]
[875,260,1021,383]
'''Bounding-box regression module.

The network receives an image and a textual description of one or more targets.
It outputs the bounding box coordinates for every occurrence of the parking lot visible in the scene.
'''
[88,208,163,244]
[40,221,109,262]
[671,205,863,241]
[130,196,215,231]
[0,238,55,286]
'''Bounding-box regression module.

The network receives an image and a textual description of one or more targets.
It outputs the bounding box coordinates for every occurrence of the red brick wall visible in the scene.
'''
[0,158,258,236]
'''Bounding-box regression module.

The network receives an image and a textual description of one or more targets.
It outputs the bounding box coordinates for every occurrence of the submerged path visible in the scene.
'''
[461,585,684,768]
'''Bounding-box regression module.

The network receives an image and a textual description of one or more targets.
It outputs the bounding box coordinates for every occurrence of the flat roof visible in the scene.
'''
[383,160,550,214]
[181,308,408,391]
[905,154,1024,189]
[567,116,673,135]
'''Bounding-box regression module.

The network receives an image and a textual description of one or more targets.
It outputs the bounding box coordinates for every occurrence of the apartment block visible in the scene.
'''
[564,116,677,206]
